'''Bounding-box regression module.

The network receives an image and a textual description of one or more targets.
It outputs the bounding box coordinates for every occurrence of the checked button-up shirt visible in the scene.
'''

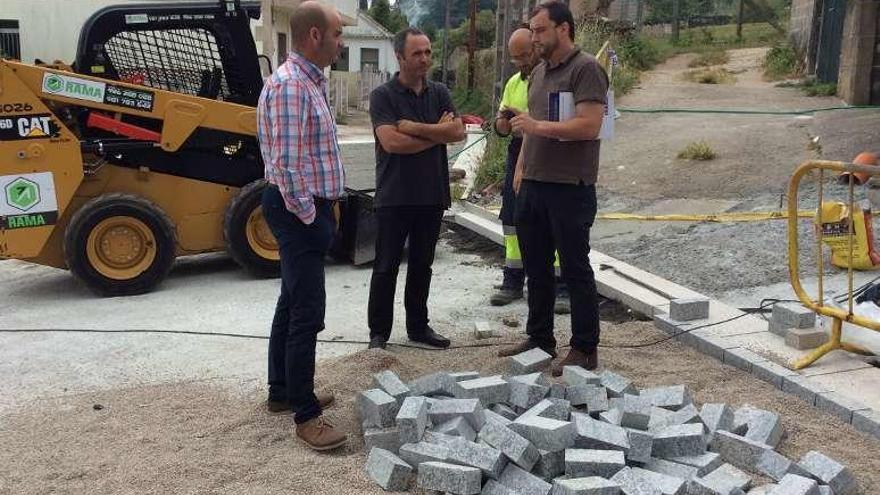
[257,51,345,224]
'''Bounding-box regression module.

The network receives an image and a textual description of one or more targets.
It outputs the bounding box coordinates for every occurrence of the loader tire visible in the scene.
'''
[64,194,177,296]
[223,179,281,278]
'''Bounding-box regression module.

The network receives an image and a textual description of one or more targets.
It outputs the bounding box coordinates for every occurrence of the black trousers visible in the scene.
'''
[262,186,334,425]
[515,179,600,352]
[368,206,444,340]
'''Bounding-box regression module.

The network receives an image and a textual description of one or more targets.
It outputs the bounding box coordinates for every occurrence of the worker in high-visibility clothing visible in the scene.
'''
[491,26,569,313]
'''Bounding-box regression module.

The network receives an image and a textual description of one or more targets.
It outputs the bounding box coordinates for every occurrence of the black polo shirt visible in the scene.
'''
[369,75,457,208]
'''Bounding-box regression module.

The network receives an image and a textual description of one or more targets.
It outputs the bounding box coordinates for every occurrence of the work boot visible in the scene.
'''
[490,287,524,306]
[368,336,387,350]
[296,415,348,451]
[551,348,598,377]
[497,339,557,358]
[408,326,451,349]
[266,392,335,414]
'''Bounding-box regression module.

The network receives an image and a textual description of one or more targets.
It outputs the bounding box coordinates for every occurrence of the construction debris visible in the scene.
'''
[357,354,860,495]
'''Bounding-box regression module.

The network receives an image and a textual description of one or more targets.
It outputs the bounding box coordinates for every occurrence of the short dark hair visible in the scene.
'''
[393,27,426,56]
[530,1,575,42]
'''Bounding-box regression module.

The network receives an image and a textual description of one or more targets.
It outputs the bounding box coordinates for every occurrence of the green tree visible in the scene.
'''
[369,0,409,33]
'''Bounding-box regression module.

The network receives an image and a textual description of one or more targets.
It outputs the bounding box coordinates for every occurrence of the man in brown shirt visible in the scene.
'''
[498,0,609,375]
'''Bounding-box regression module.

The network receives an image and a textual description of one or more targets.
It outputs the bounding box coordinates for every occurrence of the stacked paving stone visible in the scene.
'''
[360,350,859,494]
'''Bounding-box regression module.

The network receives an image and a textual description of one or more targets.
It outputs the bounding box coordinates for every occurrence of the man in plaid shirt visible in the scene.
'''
[256,1,347,452]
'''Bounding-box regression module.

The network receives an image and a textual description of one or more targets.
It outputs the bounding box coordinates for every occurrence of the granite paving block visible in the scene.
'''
[551,383,568,400]
[784,328,826,350]
[373,370,411,403]
[486,408,514,426]
[409,372,452,396]
[722,348,767,373]
[523,398,572,421]
[797,451,858,495]
[600,408,623,426]
[364,426,404,455]
[454,375,511,406]
[688,477,747,495]
[534,449,566,480]
[480,417,541,471]
[417,461,482,495]
[621,394,652,430]
[814,392,871,424]
[483,479,518,495]
[704,463,752,492]
[449,371,482,382]
[701,403,735,434]
[475,320,496,339]
[648,407,676,431]
[643,458,700,480]
[697,337,741,361]
[445,436,508,479]
[358,388,400,428]
[710,430,772,471]
[398,441,450,468]
[747,485,778,495]
[816,487,833,495]
[551,476,622,495]
[652,423,706,458]
[568,384,609,414]
[751,360,796,389]
[667,453,724,477]
[564,449,626,478]
[852,409,880,439]
[365,447,413,491]
[780,376,831,407]
[436,416,478,441]
[499,463,553,495]
[600,370,637,398]
[573,412,631,451]
[423,430,463,446]
[640,385,692,411]
[563,366,602,387]
[509,374,551,409]
[650,403,702,432]
[625,428,653,464]
[734,406,783,448]
[511,414,576,452]
[397,396,429,443]
[610,467,662,495]
[493,403,519,420]
[669,298,710,321]
[769,304,816,335]
[511,347,554,374]
[770,474,819,495]
[630,467,687,495]
[429,398,486,430]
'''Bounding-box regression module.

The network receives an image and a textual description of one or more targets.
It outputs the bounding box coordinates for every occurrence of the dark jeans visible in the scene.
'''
[368,205,444,340]
[515,179,600,352]
[262,185,335,424]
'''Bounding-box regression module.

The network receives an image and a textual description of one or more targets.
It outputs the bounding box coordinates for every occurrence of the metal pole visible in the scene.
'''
[636,0,644,31]
[672,0,680,42]
[493,0,508,108]
[468,0,477,91]
[441,0,451,85]
[736,0,745,40]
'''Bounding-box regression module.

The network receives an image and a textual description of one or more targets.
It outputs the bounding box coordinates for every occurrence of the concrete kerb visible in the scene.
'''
[448,202,880,441]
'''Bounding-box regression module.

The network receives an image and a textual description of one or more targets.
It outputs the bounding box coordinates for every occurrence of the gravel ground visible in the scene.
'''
[2,321,877,494]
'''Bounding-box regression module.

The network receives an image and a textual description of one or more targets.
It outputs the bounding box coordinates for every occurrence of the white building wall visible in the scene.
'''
[344,38,396,73]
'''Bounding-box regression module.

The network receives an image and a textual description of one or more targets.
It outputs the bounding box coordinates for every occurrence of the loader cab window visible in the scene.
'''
[0,20,21,60]
[102,28,233,101]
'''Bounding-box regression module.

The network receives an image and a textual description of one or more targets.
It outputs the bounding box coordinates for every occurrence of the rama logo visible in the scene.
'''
[5,177,41,212]
[44,75,64,93]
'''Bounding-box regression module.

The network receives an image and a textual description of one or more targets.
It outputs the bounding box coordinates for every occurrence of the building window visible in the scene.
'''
[0,20,21,60]
[332,46,350,71]
[360,47,379,72]
[277,32,287,67]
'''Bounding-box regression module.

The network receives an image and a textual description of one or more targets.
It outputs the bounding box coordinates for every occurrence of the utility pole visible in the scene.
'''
[441,0,451,85]
[493,0,507,106]
[636,0,644,31]
[736,0,745,40]
[467,0,477,91]
[672,0,680,42]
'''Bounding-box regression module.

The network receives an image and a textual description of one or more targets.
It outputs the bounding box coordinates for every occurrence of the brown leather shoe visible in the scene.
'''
[296,415,348,451]
[551,348,598,377]
[267,391,335,414]
[497,339,557,358]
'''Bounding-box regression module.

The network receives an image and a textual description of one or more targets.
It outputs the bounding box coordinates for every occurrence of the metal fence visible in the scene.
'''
[0,26,21,60]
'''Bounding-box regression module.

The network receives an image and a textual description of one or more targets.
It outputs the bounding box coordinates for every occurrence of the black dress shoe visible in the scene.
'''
[368,336,387,349]
[408,326,451,349]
